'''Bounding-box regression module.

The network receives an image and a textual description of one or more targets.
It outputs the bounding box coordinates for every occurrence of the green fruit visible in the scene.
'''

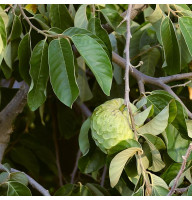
[91,98,135,153]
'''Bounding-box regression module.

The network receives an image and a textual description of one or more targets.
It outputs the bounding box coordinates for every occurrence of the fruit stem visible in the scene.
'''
[119,104,126,112]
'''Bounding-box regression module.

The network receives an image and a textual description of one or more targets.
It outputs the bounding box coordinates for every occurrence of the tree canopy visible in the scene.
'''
[1,4,192,196]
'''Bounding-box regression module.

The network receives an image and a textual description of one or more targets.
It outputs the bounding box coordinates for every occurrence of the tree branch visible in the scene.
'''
[0,164,50,196]
[112,52,192,119]
[167,143,192,196]
[101,165,107,187]
[0,82,29,162]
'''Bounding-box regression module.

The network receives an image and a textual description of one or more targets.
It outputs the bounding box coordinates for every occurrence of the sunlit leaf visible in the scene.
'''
[109,147,142,188]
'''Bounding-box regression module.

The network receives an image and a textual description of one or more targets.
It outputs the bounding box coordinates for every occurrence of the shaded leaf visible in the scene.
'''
[54,184,74,196]
[85,183,110,196]
[48,38,79,107]
[160,16,181,75]
[49,4,73,31]
[78,148,106,173]
[71,34,113,96]
[27,40,49,111]
[140,45,160,76]
[109,147,142,188]
[18,33,31,85]
[77,57,93,102]
[9,15,22,41]
[79,117,91,156]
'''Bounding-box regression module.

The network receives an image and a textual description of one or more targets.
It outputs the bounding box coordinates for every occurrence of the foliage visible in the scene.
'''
[1,3,192,196]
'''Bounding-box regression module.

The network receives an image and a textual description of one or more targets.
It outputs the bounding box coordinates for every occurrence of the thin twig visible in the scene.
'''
[70,149,81,184]
[167,143,192,196]
[51,103,63,186]
[0,164,50,196]
[124,4,132,107]
[18,4,67,39]
[171,80,191,88]
[101,165,107,187]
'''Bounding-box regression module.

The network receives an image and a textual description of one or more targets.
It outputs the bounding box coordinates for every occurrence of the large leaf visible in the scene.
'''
[179,17,192,56]
[137,102,170,135]
[160,16,181,75]
[88,17,112,56]
[9,172,28,186]
[63,27,110,57]
[150,173,169,196]
[7,181,31,196]
[146,4,164,44]
[71,34,113,96]
[163,124,192,162]
[109,147,142,188]
[27,40,49,111]
[74,4,88,29]
[142,134,165,172]
[48,38,79,107]
[18,33,31,85]
[140,45,160,76]
[79,117,91,156]
[9,15,22,41]
[134,105,153,127]
[49,4,73,31]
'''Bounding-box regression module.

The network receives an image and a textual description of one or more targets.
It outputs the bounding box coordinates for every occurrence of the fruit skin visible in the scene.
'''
[91,98,134,154]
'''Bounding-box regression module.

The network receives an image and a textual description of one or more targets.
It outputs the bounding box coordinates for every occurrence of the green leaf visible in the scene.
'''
[9,15,22,41]
[54,184,74,196]
[74,4,88,29]
[0,172,9,184]
[140,45,160,76]
[71,34,113,96]
[150,173,169,196]
[88,17,112,56]
[161,163,181,184]
[179,17,192,57]
[163,124,192,162]
[27,40,49,111]
[187,184,192,196]
[142,134,165,172]
[18,33,31,85]
[77,57,93,102]
[33,14,50,30]
[48,38,79,107]
[134,105,154,127]
[85,183,110,196]
[160,16,181,75]
[7,181,31,196]
[63,27,110,57]
[78,147,106,173]
[109,147,142,188]
[146,4,164,44]
[186,119,192,138]
[0,6,8,27]
[137,102,169,135]
[133,186,144,196]
[100,8,126,35]
[10,172,28,186]
[79,117,91,156]
[49,4,73,31]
